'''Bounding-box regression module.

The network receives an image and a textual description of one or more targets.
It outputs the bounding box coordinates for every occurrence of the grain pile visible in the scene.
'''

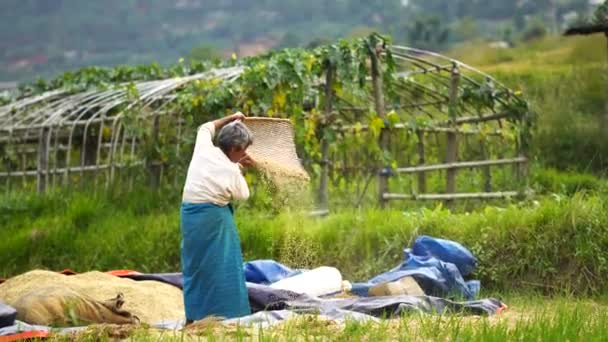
[0,270,184,324]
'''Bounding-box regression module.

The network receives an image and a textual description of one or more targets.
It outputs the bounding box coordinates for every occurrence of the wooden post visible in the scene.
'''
[318,65,333,210]
[446,64,460,202]
[416,131,426,194]
[369,39,389,208]
[37,127,50,193]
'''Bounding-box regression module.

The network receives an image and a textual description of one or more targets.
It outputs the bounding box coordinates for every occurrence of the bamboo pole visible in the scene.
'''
[336,124,504,136]
[51,125,60,190]
[454,112,511,125]
[383,191,519,201]
[21,151,26,187]
[396,157,527,173]
[480,141,492,192]
[369,38,389,208]
[416,131,427,194]
[174,116,183,188]
[446,64,460,201]
[94,120,106,189]
[37,127,50,193]
[4,133,12,192]
[0,162,145,177]
[318,65,333,210]
[149,114,161,189]
[517,131,530,198]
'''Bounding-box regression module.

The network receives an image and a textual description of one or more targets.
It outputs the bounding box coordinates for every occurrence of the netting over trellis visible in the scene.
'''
[0,38,532,207]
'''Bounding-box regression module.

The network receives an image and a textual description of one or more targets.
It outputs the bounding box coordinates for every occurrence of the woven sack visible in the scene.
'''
[12,287,139,326]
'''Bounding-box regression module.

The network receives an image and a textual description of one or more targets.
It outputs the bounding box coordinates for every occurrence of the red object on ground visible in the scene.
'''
[0,269,142,284]
[105,270,142,277]
[59,269,77,275]
[0,330,50,342]
[496,303,508,315]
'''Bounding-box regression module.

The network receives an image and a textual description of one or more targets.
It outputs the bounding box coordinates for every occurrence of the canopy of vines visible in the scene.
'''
[0,34,532,203]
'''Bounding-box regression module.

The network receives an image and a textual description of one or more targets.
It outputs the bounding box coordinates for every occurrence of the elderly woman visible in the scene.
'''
[180,112,255,323]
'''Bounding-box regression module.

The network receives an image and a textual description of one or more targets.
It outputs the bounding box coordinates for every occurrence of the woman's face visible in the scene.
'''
[227,146,247,163]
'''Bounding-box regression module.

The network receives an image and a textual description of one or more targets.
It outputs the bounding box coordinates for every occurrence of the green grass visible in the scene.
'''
[532,167,608,195]
[46,296,608,341]
[2,185,608,295]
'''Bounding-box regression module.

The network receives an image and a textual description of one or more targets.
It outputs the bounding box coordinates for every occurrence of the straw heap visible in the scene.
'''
[0,270,184,324]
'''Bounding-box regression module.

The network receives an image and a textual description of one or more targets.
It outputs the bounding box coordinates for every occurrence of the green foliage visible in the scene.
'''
[15,62,218,99]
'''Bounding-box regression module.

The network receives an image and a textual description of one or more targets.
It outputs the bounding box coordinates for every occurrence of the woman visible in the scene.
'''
[180,112,255,323]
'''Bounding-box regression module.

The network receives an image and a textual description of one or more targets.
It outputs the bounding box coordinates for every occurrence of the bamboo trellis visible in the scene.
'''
[0,43,531,209]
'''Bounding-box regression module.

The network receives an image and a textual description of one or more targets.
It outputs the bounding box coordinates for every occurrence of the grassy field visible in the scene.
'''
[2,173,608,295]
[44,295,607,341]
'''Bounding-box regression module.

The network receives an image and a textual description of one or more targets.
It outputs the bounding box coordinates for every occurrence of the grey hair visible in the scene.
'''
[217,121,253,153]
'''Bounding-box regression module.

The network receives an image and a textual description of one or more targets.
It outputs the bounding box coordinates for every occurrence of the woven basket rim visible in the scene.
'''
[244,117,292,124]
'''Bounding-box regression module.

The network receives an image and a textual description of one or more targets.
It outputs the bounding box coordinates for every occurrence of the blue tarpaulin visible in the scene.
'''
[243,260,301,285]
[411,236,477,277]
[351,236,480,300]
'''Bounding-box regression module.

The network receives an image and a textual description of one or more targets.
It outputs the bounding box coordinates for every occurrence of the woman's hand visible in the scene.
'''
[238,153,256,169]
[229,112,246,122]
[213,111,246,130]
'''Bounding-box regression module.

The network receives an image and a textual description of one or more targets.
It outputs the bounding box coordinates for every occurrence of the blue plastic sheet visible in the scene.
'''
[411,236,477,276]
[243,260,301,285]
[352,236,480,300]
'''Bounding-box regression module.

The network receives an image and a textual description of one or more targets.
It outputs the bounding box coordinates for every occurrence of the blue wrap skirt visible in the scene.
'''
[180,202,251,320]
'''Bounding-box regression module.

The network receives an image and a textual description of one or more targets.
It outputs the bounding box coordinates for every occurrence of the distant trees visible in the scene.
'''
[0,0,599,81]
[522,17,549,42]
[404,16,450,51]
